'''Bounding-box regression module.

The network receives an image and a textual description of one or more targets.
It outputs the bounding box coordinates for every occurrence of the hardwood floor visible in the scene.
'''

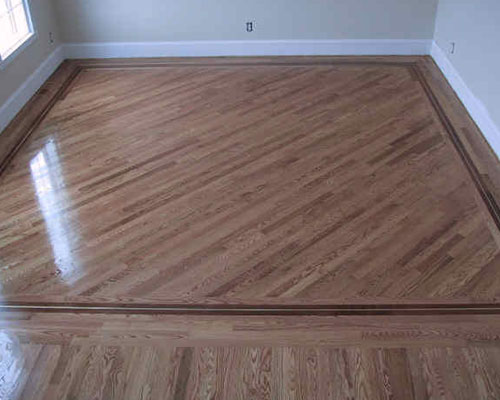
[4,343,500,399]
[2,312,500,399]
[1,57,500,313]
[2,56,500,398]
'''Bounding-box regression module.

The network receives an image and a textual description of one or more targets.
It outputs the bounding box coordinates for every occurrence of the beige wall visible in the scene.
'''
[1,0,439,110]
[54,0,438,43]
[0,0,61,107]
[434,0,500,131]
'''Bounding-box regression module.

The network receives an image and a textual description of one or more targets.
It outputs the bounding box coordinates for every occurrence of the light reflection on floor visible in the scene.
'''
[29,139,82,282]
[0,332,23,399]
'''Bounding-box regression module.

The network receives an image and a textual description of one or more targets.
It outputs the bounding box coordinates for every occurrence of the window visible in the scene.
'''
[0,0,34,63]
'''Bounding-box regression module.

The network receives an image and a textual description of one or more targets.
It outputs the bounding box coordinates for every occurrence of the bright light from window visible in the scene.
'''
[0,0,33,61]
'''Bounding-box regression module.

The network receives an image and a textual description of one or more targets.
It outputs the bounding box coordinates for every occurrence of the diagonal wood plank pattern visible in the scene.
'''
[1,59,500,310]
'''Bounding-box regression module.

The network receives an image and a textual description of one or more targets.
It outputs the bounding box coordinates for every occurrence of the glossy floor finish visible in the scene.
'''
[1,58,500,311]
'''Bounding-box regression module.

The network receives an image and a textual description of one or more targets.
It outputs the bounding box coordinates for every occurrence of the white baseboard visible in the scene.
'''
[431,41,500,158]
[63,39,431,59]
[0,45,64,133]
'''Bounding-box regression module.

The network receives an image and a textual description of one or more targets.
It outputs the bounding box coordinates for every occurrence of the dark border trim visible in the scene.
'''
[2,302,500,315]
[411,64,500,230]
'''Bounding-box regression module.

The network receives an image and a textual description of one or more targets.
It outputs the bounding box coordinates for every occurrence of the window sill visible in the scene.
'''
[0,32,37,71]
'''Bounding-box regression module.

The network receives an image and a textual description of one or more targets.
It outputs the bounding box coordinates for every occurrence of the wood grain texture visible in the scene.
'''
[2,337,500,399]
[2,56,500,400]
[3,311,500,347]
[3,311,500,399]
[1,56,500,315]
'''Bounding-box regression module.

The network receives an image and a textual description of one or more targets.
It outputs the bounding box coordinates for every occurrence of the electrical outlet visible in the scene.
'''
[246,21,254,33]
[449,42,456,54]
[49,31,54,44]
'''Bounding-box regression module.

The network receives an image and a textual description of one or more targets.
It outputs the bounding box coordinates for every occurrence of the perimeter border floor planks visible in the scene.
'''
[1,56,500,316]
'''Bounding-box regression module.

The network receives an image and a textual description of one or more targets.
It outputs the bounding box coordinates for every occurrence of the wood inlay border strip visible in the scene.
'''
[2,302,500,315]
[410,64,500,230]
[1,57,500,316]
[0,64,82,176]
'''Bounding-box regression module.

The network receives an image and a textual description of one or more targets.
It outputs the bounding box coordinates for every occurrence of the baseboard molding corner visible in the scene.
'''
[63,39,431,59]
[430,41,500,158]
[0,45,65,134]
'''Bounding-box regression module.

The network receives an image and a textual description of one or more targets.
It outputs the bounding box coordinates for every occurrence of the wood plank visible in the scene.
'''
[3,311,500,347]
[2,336,500,399]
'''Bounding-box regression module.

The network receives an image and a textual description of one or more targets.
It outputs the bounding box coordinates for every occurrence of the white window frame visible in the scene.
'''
[0,0,36,68]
